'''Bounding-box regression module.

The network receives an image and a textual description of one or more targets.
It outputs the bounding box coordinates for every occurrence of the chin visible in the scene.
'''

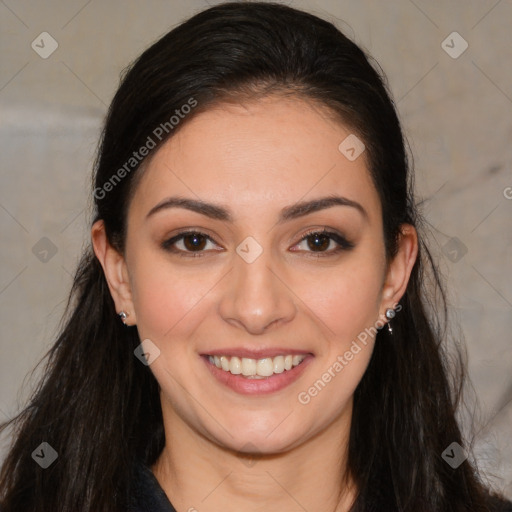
[208,416,311,455]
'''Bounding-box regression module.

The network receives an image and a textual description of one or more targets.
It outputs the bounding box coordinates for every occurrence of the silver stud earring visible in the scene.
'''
[385,308,395,334]
[118,311,128,324]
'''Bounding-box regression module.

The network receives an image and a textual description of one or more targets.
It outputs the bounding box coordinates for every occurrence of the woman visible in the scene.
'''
[0,2,510,511]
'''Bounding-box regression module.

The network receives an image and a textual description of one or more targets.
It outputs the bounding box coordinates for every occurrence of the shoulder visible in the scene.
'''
[128,460,177,512]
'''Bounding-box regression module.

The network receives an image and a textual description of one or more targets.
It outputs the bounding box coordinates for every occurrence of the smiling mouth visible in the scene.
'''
[206,354,308,379]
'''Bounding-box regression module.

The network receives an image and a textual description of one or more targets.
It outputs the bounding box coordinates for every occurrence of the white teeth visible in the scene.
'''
[241,357,257,376]
[220,356,230,371]
[230,356,242,374]
[257,358,274,377]
[292,355,302,366]
[273,355,285,374]
[208,353,307,377]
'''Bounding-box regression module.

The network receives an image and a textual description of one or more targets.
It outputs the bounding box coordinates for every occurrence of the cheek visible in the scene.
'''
[292,259,383,420]
[129,254,209,341]
[293,255,384,344]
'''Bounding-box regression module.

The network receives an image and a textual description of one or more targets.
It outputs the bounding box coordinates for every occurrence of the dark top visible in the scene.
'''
[128,460,512,512]
[128,461,177,512]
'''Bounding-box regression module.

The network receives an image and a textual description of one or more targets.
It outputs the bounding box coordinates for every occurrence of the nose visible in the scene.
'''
[218,247,297,335]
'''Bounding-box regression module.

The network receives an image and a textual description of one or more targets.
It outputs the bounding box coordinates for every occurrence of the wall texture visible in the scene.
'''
[0,0,511,499]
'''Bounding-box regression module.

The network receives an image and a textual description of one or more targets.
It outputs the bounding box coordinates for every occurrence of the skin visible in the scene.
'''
[92,95,418,512]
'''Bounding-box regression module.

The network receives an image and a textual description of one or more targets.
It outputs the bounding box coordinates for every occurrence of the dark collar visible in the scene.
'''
[129,460,177,512]
[127,459,512,512]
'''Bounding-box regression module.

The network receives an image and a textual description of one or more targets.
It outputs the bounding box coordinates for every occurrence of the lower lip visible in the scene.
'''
[202,355,314,395]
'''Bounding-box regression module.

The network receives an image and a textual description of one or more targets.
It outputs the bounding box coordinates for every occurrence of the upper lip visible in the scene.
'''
[202,348,313,359]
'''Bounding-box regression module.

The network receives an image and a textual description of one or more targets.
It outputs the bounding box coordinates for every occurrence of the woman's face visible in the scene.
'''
[102,96,413,454]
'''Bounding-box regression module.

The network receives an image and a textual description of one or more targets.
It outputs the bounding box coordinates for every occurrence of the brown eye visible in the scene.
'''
[292,229,355,256]
[162,231,218,257]
[306,232,331,252]
[182,233,208,251]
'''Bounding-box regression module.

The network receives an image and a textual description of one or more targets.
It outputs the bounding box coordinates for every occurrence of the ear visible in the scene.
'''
[91,220,137,326]
[379,223,418,320]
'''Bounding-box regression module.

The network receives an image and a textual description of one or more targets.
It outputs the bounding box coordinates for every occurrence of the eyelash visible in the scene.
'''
[161,228,355,259]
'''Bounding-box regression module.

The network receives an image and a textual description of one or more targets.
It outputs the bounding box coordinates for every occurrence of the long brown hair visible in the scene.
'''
[1,2,509,511]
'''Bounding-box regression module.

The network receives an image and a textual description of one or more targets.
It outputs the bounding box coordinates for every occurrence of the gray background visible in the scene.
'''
[0,0,511,499]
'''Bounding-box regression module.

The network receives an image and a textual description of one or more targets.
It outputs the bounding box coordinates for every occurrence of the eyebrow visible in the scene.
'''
[146,194,368,223]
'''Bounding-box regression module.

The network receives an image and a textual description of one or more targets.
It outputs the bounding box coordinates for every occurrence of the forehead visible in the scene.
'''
[129,96,380,224]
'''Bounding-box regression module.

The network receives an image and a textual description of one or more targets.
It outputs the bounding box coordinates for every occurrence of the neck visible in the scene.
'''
[152,398,357,512]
